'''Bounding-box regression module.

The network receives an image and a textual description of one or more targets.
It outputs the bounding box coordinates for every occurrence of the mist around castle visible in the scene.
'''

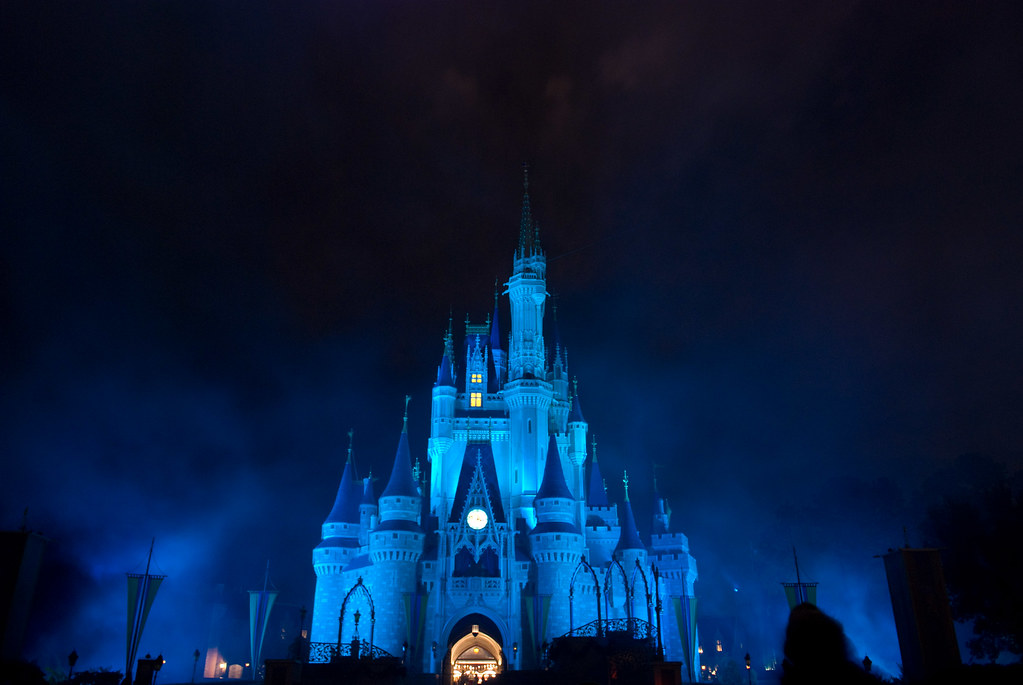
[4,2,1023,685]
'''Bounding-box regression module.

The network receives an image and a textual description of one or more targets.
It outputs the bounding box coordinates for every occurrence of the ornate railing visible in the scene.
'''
[307,640,394,663]
[559,617,656,641]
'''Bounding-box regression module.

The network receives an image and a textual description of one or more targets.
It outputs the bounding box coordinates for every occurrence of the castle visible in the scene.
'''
[309,172,699,680]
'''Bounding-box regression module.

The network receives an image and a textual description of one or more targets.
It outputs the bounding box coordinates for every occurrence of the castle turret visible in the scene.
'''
[490,289,506,388]
[358,475,377,546]
[652,478,671,535]
[614,471,647,569]
[429,327,457,516]
[310,443,361,642]
[530,433,582,641]
[584,437,618,567]
[369,402,425,655]
[548,305,570,433]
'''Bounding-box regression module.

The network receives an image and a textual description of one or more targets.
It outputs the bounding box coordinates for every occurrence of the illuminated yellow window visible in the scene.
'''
[471,373,482,384]
[470,392,482,407]
[716,640,723,652]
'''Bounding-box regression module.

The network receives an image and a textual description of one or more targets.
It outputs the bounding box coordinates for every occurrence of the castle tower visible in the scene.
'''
[503,166,553,523]
[367,404,424,655]
[529,433,582,643]
[310,448,361,642]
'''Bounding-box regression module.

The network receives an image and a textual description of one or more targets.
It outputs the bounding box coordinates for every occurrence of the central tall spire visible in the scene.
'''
[518,163,534,258]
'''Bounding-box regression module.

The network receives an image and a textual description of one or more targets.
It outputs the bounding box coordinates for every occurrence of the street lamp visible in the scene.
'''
[745,653,751,685]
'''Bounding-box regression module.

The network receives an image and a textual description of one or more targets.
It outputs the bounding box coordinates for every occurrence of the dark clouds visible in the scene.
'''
[3,0,1023,679]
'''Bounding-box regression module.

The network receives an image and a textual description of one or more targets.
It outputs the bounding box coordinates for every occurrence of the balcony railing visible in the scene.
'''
[307,640,394,663]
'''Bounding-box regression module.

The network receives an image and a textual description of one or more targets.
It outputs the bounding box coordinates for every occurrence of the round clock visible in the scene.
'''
[466,508,488,530]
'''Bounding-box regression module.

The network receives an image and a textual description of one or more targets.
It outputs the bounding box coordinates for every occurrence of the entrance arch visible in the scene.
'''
[446,613,504,684]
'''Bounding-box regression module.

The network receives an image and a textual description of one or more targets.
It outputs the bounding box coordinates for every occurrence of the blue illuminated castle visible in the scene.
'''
[310,172,699,679]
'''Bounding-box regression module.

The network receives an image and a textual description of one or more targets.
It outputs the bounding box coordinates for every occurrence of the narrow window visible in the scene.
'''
[470,392,482,407]
[528,419,532,433]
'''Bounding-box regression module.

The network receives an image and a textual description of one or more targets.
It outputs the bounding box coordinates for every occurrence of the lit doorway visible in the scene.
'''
[450,624,502,684]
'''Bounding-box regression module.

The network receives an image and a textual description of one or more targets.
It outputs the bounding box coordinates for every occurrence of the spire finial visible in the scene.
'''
[573,377,578,397]
[494,279,500,308]
[346,429,354,463]
[591,434,598,462]
[623,470,630,501]
[519,163,534,256]
[403,395,411,432]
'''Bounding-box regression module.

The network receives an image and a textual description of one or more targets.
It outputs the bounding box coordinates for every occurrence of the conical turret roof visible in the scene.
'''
[381,428,419,499]
[324,458,360,524]
[361,476,376,507]
[616,498,645,552]
[536,433,573,501]
[586,440,608,506]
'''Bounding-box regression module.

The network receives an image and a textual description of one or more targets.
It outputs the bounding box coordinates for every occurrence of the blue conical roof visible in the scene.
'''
[381,429,419,498]
[490,299,502,352]
[616,498,645,552]
[325,458,360,524]
[536,434,573,501]
[436,353,455,387]
[569,391,585,423]
[360,476,376,506]
[586,452,608,506]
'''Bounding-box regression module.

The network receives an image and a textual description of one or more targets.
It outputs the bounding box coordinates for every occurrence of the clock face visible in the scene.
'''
[466,508,488,530]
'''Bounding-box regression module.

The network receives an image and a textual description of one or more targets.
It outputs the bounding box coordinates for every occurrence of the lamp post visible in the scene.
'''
[745,653,751,685]
[191,650,200,683]
[68,650,78,682]
[652,565,664,659]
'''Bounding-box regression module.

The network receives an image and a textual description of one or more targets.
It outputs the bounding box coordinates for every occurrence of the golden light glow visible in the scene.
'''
[470,392,482,407]
[716,640,723,652]
[471,373,482,384]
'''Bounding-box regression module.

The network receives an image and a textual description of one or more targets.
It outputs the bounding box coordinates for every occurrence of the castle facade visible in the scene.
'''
[310,173,698,679]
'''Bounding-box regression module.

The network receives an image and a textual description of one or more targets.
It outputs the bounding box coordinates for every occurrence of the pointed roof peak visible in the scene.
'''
[536,433,573,501]
[569,378,585,423]
[325,457,360,525]
[380,426,418,499]
[586,437,609,507]
[402,395,411,433]
[616,497,645,552]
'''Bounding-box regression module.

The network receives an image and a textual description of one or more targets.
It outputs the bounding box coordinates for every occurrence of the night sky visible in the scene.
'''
[3,1,1023,680]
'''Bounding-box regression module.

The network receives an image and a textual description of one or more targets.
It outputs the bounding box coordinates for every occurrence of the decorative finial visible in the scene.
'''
[623,470,630,501]
[413,456,421,485]
[403,395,411,432]
[573,377,579,397]
[591,434,598,462]
[346,429,354,463]
[519,163,534,256]
[494,279,500,308]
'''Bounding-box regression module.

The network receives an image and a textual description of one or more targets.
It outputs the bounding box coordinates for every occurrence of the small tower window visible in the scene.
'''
[470,392,482,407]
[471,373,482,384]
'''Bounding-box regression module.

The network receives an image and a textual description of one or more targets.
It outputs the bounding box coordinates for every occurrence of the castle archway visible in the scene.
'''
[446,613,503,684]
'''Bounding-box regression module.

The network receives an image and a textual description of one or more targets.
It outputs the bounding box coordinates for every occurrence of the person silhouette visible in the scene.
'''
[781,603,875,685]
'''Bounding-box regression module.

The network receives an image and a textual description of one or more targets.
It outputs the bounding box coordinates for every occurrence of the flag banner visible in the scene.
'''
[249,589,279,672]
[126,572,165,684]
[402,593,412,648]
[672,596,691,675]
[806,583,817,606]
[682,594,698,682]
[524,596,536,652]
[126,575,140,661]
[540,594,551,645]
[412,589,428,659]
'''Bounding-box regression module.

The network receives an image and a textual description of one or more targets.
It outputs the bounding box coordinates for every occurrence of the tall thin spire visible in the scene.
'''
[518,163,534,257]
[403,395,411,433]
